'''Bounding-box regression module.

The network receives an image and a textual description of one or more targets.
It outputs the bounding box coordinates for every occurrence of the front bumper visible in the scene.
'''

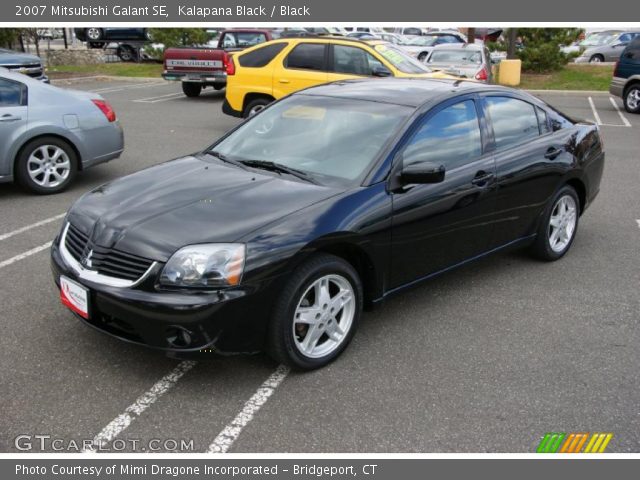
[50,236,278,355]
[609,76,626,98]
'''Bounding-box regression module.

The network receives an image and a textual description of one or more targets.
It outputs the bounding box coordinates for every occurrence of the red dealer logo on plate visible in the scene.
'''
[60,276,89,319]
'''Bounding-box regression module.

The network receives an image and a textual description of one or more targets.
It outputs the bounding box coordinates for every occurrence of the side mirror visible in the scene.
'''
[401,161,446,184]
[372,65,392,77]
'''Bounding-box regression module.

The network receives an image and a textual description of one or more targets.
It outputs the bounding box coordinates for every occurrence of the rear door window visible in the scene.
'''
[285,43,327,71]
[484,96,540,149]
[0,78,24,107]
[331,45,383,75]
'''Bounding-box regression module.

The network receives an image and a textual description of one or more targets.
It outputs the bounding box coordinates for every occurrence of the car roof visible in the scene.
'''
[431,43,483,51]
[295,77,517,108]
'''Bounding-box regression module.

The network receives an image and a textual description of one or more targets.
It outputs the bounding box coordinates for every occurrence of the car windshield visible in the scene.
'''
[405,36,438,46]
[373,44,432,74]
[428,49,482,64]
[580,33,619,46]
[210,96,411,185]
[222,32,267,48]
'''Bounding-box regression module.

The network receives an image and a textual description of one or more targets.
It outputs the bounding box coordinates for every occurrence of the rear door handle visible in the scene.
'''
[0,114,21,122]
[544,147,563,160]
[471,170,495,187]
[278,78,291,84]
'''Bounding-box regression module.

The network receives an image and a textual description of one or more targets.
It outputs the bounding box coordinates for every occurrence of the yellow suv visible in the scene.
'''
[223,37,458,118]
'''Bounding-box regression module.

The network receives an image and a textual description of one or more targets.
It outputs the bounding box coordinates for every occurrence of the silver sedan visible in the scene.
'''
[0,68,124,194]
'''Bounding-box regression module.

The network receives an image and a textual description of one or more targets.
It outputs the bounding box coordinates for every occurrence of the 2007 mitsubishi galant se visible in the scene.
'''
[51,78,604,370]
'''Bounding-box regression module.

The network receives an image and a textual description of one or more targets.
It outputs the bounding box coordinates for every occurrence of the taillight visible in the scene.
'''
[224,52,235,75]
[92,99,116,122]
[475,67,488,81]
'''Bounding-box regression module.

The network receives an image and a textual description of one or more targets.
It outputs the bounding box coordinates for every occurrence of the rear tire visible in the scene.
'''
[589,54,604,63]
[181,82,202,97]
[267,253,363,370]
[85,28,103,41]
[623,85,640,114]
[418,52,428,62]
[243,98,271,118]
[15,137,78,195]
[530,185,580,261]
[117,45,136,62]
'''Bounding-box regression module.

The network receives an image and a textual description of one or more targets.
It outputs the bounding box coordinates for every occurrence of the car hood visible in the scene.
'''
[0,49,42,65]
[66,155,341,261]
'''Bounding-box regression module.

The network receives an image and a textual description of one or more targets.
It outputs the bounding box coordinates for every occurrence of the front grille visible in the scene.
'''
[6,63,43,78]
[65,223,154,282]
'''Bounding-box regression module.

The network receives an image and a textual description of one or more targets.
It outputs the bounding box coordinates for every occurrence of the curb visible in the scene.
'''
[524,89,610,95]
[51,75,164,84]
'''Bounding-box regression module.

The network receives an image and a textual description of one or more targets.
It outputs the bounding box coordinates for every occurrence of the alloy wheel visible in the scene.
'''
[86,28,101,40]
[249,104,266,116]
[548,194,577,253]
[27,145,71,189]
[292,274,356,359]
[627,88,640,111]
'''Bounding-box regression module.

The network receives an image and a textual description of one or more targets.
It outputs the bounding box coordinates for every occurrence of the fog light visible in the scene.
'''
[166,326,192,348]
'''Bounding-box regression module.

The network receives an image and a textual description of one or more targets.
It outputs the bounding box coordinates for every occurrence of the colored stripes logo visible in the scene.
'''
[537,432,613,453]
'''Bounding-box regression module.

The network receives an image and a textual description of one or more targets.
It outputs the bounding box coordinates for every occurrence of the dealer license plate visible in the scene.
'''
[60,276,89,319]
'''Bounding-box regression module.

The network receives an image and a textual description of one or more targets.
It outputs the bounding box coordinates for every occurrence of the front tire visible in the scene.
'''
[530,185,580,261]
[181,82,202,97]
[15,137,78,194]
[623,85,640,114]
[267,254,363,370]
[589,54,604,63]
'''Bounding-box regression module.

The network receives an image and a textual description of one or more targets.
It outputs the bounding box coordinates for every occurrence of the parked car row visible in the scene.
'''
[573,30,640,63]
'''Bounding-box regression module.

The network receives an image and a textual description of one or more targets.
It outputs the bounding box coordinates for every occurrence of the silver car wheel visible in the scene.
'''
[548,195,577,253]
[589,55,602,63]
[292,274,356,359]
[86,28,102,40]
[627,88,640,111]
[27,145,71,189]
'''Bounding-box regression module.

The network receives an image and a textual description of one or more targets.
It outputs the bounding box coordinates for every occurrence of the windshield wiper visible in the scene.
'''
[239,160,318,184]
[207,150,246,169]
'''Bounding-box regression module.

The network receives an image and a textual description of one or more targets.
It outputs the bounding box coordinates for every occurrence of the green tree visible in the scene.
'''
[516,28,583,73]
[147,28,211,50]
[0,29,21,49]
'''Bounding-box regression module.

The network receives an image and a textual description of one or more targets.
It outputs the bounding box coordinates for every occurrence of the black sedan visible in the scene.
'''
[51,78,604,370]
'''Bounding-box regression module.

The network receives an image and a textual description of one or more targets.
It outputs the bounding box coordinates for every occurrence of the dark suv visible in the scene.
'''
[610,37,640,113]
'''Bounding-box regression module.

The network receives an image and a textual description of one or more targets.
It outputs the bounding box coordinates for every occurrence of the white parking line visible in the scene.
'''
[0,242,52,270]
[206,365,290,453]
[93,82,167,94]
[609,97,632,127]
[133,92,184,104]
[83,360,197,453]
[588,96,603,125]
[636,219,640,229]
[0,213,65,242]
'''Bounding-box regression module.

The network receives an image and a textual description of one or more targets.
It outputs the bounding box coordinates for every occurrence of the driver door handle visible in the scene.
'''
[471,170,495,187]
[0,114,21,122]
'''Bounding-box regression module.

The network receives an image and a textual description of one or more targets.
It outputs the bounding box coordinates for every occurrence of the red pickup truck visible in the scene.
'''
[162,29,274,97]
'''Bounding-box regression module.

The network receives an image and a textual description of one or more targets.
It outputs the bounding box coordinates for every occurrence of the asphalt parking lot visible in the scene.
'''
[1,79,639,453]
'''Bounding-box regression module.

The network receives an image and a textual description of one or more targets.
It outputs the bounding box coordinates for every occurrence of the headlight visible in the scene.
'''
[159,244,245,288]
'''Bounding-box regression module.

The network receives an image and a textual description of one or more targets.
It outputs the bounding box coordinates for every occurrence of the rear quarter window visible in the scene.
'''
[238,43,288,68]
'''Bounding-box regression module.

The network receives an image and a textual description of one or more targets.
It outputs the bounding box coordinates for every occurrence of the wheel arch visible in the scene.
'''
[565,177,587,215]
[242,93,275,114]
[13,132,83,176]
[285,236,383,309]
